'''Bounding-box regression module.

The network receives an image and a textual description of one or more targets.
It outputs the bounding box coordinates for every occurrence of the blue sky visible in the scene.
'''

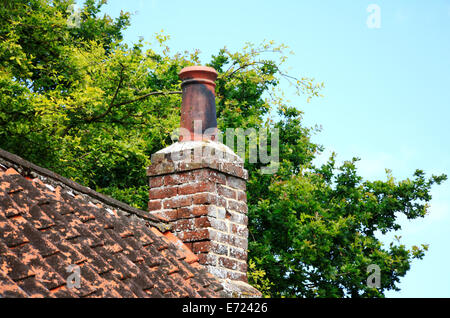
[98,0,450,297]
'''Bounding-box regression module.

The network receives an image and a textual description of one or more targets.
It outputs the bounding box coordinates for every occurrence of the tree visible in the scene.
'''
[0,0,446,297]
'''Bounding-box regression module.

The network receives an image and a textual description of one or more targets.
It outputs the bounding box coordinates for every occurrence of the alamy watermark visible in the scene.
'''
[170,120,279,174]
[366,4,381,29]
[66,264,81,289]
[366,264,381,288]
[67,4,81,29]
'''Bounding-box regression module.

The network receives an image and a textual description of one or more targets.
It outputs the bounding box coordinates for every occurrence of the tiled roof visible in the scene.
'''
[0,149,226,298]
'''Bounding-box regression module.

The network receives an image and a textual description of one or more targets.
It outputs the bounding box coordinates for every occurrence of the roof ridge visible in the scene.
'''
[0,148,170,232]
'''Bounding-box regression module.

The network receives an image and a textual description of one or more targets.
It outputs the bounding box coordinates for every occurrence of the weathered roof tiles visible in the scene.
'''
[0,149,226,298]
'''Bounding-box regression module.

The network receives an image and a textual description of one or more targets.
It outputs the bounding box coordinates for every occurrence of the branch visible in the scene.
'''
[60,88,182,137]
[220,60,314,96]
[87,63,125,123]
[110,90,182,108]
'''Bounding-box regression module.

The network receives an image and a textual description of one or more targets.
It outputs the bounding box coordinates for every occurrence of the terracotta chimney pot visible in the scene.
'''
[178,66,218,141]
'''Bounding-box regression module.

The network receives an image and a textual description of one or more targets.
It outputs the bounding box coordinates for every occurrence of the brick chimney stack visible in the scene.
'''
[147,66,259,296]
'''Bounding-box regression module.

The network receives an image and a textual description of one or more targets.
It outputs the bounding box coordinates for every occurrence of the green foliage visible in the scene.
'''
[249,155,446,297]
[247,259,274,297]
[0,0,446,298]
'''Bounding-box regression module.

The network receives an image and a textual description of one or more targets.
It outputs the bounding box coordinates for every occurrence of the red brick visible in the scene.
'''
[222,163,245,179]
[231,223,248,238]
[177,205,214,219]
[178,162,204,171]
[164,170,201,185]
[163,196,192,209]
[192,241,212,253]
[148,200,162,211]
[197,253,218,266]
[242,215,248,226]
[216,196,227,208]
[199,169,226,185]
[227,211,247,225]
[178,182,214,195]
[149,176,164,188]
[230,235,248,249]
[226,270,247,282]
[226,175,246,190]
[209,230,231,245]
[173,216,211,232]
[147,161,175,176]
[177,207,192,219]
[197,253,207,264]
[193,193,217,205]
[217,185,236,200]
[218,257,247,272]
[194,216,211,228]
[218,257,234,270]
[227,200,247,214]
[191,205,210,217]
[209,218,228,232]
[173,219,193,232]
[163,174,182,186]
[229,246,247,261]
[237,190,247,202]
[149,186,177,200]
[151,210,178,221]
[178,229,210,242]
[211,242,228,255]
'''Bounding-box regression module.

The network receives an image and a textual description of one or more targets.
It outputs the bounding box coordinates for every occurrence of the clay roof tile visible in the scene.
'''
[0,148,225,298]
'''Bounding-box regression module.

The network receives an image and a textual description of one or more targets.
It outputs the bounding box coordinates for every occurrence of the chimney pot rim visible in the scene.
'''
[179,66,218,79]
